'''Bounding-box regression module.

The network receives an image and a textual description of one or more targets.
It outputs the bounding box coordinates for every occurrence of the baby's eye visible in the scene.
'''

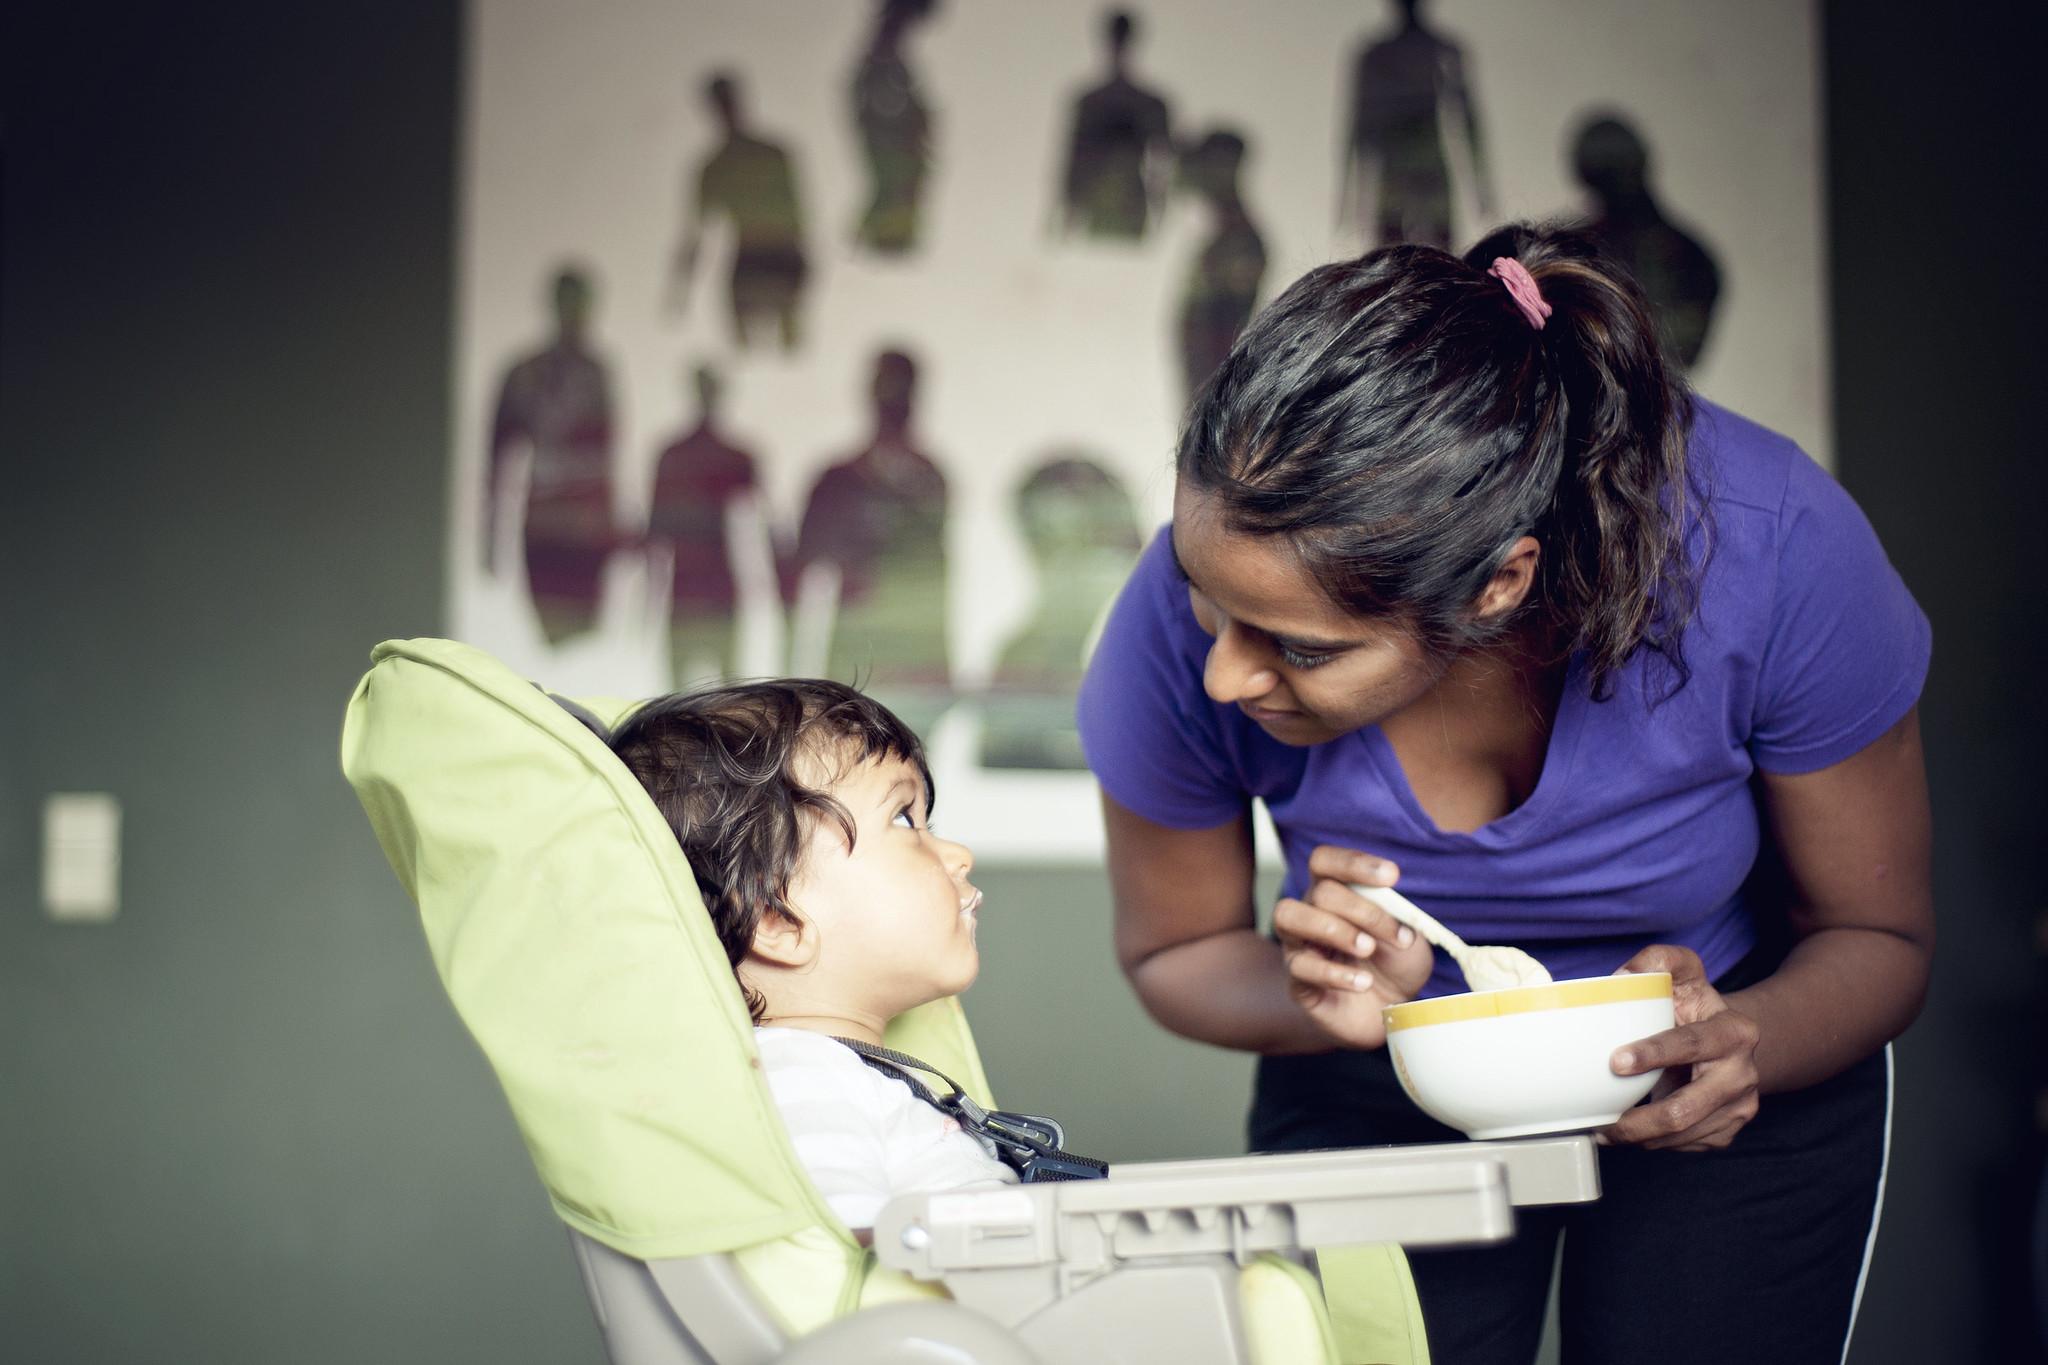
[892,805,918,830]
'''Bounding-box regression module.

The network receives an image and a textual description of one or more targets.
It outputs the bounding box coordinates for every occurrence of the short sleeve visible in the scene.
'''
[1749,453,1931,773]
[1076,528,1249,828]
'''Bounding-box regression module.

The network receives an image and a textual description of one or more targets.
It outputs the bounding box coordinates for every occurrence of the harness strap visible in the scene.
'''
[831,1037,1109,1182]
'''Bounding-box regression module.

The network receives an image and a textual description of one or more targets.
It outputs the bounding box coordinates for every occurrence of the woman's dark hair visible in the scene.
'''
[1179,220,1702,698]
[608,680,932,1022]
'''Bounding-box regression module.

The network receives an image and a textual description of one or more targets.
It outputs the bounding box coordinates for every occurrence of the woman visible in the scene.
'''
[1076,222,1932,1365]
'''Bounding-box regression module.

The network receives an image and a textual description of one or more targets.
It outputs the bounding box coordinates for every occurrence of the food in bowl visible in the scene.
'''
[1381,972,1675,1140]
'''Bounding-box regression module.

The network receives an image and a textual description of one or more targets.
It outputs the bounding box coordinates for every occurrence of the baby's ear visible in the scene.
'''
[747,906,813,969]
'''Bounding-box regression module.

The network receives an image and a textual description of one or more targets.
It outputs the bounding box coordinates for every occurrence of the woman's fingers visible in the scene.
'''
[1646,1103,1757,1152]
[1277,851,1442,1049]
[1285,948,1394,1050]
[1306,844,1401,890]
[1615,943,1731,1025]
[1611,1061,1761,1150]
[1610,1012,1760,1077]
[1292,879,1417,952]
[1284,940,1374,994]
[1275,895,1380,959]
[1603,1064,1753,1147]
[1307,878,1417,949]
[1601,1006,1761,1149]
[1614,941,1706,984]
[1280,879,1438,1003]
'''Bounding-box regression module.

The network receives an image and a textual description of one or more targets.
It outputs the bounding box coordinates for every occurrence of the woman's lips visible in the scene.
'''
[1240,702,1300,724]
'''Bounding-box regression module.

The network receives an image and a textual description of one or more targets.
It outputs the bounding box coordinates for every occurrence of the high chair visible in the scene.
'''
[341,638,1599,1365]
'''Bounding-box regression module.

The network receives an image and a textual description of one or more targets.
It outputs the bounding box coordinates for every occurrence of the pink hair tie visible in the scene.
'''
[1488,256,1552,331]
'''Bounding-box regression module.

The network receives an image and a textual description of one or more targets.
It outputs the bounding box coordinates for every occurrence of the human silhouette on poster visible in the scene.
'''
[646,365,765,686]
[794,350,952,736]
[1056,9,1174,241]
[851,0,940,255]
[1176,129,1266,405]
[982,455,1142,770]
[485,267,617,645]
[669,71,808,351]
[1340,0,1492,249]
[1570,113,1723,369]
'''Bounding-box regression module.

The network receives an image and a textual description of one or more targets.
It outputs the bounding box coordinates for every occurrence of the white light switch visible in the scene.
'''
[43,793,121,922]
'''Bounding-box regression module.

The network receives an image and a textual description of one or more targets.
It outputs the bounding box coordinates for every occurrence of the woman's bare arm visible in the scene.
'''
[1730,706,1935,1092]
[1604,708,1935,1149]
[1104,791,1324,1052]
[1103,791,1432,1053]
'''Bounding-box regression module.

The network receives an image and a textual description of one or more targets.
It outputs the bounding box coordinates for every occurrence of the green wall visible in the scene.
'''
[0,5,609,1361]
[4,3,2042,1363]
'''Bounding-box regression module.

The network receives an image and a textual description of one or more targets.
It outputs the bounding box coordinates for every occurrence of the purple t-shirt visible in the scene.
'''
[1076,402,1931,1000]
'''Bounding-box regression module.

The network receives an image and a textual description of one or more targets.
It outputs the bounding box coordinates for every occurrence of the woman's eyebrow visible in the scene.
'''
[1172,532,1358,654]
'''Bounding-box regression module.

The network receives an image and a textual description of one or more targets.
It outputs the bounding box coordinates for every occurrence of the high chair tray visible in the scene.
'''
[875,1136,1598,1285]
[1107,1134,1601,1208]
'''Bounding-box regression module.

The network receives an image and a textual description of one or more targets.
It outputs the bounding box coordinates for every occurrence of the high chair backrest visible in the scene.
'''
[340,637,989,1266]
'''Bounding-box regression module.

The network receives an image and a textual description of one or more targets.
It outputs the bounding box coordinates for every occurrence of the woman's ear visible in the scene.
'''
[1473,535,1541,621]
[748,907,815,970]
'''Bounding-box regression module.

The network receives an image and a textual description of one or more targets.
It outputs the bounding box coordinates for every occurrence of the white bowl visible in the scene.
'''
[1382,973,1674,1140]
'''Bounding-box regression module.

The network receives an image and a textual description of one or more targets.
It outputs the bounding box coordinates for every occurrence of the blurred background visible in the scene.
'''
[2,2,2042,1361]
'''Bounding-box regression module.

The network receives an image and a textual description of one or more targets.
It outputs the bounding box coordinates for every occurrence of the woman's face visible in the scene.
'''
[1171,485,1447,746]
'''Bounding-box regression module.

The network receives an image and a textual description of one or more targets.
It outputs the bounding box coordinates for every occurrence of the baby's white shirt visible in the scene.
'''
[753,1026,1018,1229]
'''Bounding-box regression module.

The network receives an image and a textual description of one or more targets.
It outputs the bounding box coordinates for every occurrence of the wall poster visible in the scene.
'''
[453,0,1827,862]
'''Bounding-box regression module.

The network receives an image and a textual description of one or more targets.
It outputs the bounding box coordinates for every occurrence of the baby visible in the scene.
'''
[608,679,1017,1230]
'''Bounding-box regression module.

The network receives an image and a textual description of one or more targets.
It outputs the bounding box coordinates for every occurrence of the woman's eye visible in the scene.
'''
[1277,644,1338,670]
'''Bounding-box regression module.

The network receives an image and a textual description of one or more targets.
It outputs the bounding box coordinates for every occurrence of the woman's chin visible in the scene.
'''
[1244,708,1334,746]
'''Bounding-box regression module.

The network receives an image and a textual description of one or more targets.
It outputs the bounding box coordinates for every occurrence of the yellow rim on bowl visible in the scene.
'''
[1382,972,1672,1033]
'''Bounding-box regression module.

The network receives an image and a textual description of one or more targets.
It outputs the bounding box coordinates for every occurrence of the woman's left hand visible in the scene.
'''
[1599,944,1761,1152]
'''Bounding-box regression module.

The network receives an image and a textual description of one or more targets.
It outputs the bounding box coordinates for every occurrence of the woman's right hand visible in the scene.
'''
[1275,845,1438,1049]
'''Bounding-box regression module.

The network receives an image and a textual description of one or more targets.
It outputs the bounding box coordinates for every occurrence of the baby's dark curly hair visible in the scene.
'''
[608,680,932,1022]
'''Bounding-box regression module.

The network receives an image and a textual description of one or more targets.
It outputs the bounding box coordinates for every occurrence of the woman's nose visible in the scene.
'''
[1203,622,1278,704]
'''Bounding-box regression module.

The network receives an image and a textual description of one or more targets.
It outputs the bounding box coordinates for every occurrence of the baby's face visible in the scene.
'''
[785,752,982,1019]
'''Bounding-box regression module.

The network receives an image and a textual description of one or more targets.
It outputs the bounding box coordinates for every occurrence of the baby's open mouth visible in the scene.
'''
[959,888,983,919]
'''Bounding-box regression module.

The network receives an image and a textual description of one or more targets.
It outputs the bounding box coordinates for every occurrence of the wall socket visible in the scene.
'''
[43,793,121,922]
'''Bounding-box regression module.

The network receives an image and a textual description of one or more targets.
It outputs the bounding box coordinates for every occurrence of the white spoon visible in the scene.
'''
[1348,883,1553,992]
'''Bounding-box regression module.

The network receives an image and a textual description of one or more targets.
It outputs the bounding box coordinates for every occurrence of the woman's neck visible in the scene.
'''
[1427,625,1566,732]
[1380,627,1569,831]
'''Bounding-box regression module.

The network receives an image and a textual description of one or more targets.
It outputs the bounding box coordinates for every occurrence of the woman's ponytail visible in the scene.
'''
[1465,222,1701,698]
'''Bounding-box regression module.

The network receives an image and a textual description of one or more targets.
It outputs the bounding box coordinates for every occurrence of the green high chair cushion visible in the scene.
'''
[341,637,988,1262]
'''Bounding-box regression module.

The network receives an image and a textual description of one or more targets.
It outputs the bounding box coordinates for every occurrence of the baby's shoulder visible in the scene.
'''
[754,1029,934,1115]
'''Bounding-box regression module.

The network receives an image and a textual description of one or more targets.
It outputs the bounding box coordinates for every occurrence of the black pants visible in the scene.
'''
[1251,960,1890,1365]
